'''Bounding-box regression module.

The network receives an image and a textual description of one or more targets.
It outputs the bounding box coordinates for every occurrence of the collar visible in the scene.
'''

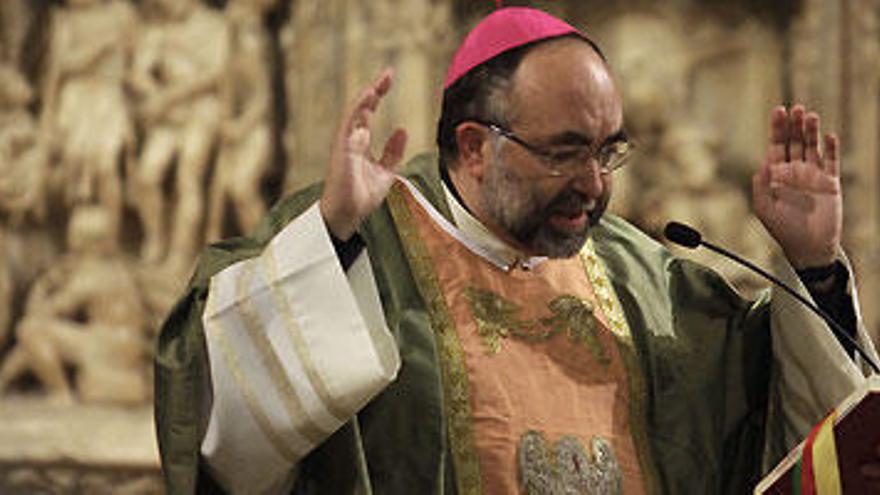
[397,177,547,272]
[438,166,548,271]
[440,182,549,272]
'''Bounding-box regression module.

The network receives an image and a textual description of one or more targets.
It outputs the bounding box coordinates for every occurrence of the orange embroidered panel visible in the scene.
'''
[398,188,646,495]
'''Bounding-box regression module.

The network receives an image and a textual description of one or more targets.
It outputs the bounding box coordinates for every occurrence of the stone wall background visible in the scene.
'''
[1,0,879,492]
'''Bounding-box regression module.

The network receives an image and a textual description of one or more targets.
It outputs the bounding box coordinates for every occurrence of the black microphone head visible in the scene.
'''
[664,222,702,249]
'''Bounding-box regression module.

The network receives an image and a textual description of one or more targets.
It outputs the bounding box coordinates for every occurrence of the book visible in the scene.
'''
[755,376,880,494]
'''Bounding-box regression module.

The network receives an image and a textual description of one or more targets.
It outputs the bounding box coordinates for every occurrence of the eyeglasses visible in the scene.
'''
[474,120,633,178]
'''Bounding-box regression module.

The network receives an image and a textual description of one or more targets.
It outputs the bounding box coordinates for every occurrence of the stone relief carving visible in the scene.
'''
[0,63,47,227]
[0,0,871,402]
[283,0,454,193]
[367,0,453,152]
[0,206,149,405]
[0,465,163,495]
[599,10,774,289]
[0,0,35,65]
[283,0,346,192]
[129,0,229,269]
[369,0,451,51]
[0,0,239,406]
[838,0,880,335]
[206,0,277,242]
[40,0,136,236]
[0,0,878,491]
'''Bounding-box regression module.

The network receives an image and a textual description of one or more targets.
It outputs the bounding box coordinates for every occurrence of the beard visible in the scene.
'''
[479,157,608,259]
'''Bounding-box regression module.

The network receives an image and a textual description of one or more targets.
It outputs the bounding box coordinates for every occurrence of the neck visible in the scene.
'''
[447,165,533,255]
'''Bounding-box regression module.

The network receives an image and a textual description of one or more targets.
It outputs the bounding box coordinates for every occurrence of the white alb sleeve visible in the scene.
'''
[199,203,400,494]
[770,253,879,447]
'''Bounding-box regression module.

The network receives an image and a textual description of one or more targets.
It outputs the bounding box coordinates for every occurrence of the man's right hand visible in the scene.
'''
[319,69,408,241]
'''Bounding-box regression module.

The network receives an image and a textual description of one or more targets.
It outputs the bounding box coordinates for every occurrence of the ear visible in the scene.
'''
[454,122,491,179]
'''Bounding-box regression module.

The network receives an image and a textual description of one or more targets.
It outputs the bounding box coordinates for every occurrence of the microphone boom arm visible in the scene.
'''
[700,239,880,374]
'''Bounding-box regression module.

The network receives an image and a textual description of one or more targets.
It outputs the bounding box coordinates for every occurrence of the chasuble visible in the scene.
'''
[155,154,876,494]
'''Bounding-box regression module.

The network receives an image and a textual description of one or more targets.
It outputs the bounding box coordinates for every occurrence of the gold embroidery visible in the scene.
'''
[518,430,623,495]
[580,239,661,494]
[463,286,525,354]
[387,185,484,495]
[464,287,610,365]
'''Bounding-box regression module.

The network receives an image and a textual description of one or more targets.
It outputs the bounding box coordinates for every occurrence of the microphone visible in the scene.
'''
[664,221,880,374]
[664,221,701,249]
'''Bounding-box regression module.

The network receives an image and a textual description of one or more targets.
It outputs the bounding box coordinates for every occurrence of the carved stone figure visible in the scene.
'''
[130,0,229,269]
[0,63,47,226]
[40,0,136,234]
[0,206,149,405]
[205,0,277,242]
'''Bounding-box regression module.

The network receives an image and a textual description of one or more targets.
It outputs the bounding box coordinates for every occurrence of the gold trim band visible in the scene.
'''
[235,260,331,446]
[206,288,302,464]
[580,239,661,494]
[261,243,353,421]
[388,184,484,495]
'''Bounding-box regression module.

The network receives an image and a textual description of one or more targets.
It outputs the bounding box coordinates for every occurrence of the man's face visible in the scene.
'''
[478,39,624,258]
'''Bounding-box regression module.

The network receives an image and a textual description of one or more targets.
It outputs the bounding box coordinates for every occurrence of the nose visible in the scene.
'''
[569,158,605,198]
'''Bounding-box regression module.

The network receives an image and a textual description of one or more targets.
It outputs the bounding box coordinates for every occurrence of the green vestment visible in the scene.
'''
[155,154,780,494]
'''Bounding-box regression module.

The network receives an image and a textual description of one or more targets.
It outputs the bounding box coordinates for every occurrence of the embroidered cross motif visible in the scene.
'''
[463,286,609,365]
[518,430,623,495]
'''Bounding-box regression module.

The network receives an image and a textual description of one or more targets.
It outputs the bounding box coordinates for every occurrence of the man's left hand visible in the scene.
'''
[753,104,842,269]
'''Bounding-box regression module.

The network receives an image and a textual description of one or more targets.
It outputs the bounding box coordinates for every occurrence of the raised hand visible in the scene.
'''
[752,105,842,269]
[319,69,408,240]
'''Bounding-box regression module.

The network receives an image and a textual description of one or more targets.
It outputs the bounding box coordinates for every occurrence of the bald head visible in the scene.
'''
[505,38,622,139]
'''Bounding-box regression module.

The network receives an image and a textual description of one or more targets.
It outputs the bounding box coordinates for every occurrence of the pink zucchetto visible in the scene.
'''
[443,7,592,89]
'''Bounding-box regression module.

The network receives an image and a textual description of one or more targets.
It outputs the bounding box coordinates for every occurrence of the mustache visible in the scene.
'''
[547,190,596,215]
[506,188,606,244]
[547,189,607,228]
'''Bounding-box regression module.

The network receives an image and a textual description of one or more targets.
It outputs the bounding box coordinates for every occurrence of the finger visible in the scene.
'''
[766,106,788,164]
[789,104,806,162]
[342,88,376,134]
[804,112,821,165]
[379,128,408,172]
[344,68,395,133]
[824,133,840,177]
[356,68,394,113]
[373,67,394,98]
